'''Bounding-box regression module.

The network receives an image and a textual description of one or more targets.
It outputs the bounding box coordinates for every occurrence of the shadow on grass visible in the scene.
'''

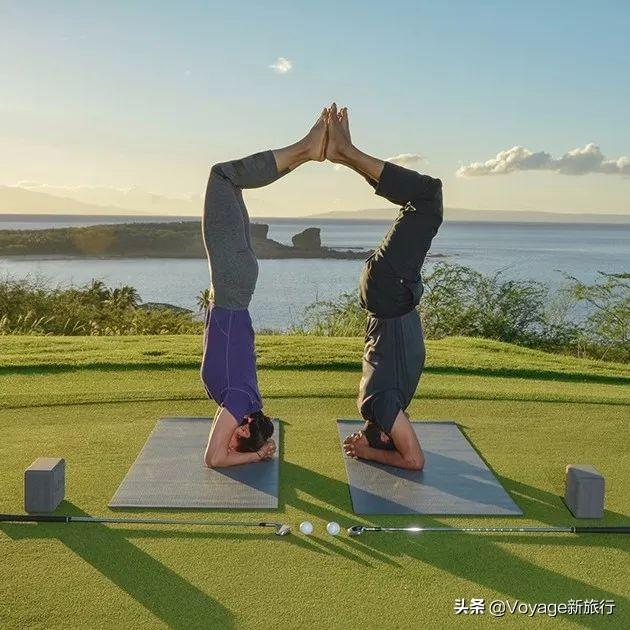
[3,446,629,627]
[3,391,628,414]
[425,364,629,386]
[0,502,239,629]
[279,452,630,628]
[270,363,630,387]
[1,362,627,387]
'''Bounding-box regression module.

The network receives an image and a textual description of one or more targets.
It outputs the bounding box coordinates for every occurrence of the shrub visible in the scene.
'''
[292,262,626,362]
[562,272,629,361]
[0,275,201,336]
[291,292,366,336]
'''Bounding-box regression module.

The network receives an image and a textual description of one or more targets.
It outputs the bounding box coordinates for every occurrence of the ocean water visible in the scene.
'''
[1,216,628,331]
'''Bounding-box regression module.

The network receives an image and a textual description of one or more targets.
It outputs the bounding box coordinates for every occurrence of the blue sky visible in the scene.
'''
[1,1,629,216]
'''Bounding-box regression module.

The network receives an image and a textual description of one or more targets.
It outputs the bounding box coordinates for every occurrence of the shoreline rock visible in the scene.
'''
[292,227,321,250]
[0,221,374,259]
[0,220,445,260]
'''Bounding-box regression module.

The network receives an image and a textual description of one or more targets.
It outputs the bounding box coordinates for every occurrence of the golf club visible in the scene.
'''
[348,524,630,536]
[0,513,291,536]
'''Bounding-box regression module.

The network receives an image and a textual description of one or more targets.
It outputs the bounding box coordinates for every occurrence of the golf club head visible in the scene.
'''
[259,521,291,536]
[275,524,292,536]
[347,525,365,536]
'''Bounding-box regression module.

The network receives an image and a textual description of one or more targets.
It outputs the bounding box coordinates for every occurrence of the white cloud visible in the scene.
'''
[331,152,425,172]
[386,153,425,168]
[269,57,293,74]
[457,143,630,177]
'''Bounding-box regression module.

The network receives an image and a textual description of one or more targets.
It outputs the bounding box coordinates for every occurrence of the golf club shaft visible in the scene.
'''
[376,526,572,533]
[352,525,630,534]
[0,513,279,528]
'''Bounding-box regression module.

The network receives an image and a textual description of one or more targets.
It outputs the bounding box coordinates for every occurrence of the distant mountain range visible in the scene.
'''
[2,183,203,214]
[1,185,629,224]
[0,186,139,215]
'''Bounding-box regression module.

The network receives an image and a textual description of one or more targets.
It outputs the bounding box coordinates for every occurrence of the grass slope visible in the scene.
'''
[1,336,628,629]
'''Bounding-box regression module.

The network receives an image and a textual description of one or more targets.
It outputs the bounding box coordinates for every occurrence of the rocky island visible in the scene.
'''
[0,221,372,260]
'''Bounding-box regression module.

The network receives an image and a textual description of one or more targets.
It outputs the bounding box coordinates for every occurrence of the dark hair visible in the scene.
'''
[234,411,274,453]
[364,422,396,451]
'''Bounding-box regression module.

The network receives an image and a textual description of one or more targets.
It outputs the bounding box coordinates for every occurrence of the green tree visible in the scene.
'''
[86,279,111,303]
[196,288,212,312]
[108,285,141,309]
[563,271,629,360]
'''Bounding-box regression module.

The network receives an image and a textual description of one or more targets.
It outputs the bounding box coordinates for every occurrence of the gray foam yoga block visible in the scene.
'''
[24,457,65,513]
[564,464,605,519]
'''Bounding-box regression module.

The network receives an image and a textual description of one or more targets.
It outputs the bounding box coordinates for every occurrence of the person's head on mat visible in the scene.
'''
[363,411,409,451]
[344,408,425,471]
[204,405,276,468]
[230,411,274,453]
[363,421,396,451]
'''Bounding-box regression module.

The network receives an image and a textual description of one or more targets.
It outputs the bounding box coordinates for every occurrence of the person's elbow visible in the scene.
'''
[204,451,225,469]
[402,452,425,471]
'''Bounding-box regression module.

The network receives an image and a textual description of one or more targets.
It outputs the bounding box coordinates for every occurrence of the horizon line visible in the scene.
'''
[1,210,629,225]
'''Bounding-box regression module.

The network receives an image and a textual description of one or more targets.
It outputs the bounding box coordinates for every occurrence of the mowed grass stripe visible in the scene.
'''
[1,368,629,410]
[2,335,628,378]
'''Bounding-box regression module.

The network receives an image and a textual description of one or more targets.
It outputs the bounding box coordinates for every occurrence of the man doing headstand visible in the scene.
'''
[326,104,443,470]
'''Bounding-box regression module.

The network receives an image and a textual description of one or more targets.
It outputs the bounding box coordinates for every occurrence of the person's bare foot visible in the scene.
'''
[326,103,353,163]
[304,108,328,162]
[338,106,351,143]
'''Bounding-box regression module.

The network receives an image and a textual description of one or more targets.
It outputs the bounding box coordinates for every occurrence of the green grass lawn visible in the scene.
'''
[1,335,629,629]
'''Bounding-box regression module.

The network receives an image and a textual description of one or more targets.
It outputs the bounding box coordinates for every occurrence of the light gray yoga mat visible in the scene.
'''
[109,417,280,509]
[338,420,522,515]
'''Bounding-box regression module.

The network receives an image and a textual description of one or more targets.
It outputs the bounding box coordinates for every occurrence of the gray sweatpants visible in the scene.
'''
[203,151,288,309]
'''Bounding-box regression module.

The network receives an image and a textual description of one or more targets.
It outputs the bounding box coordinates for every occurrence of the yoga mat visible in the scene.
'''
[337,420,522,515]
[109,417,280,509]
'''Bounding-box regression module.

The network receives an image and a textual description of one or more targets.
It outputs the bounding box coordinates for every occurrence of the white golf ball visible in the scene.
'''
[326,521,341,536]
[299,520,314,535]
